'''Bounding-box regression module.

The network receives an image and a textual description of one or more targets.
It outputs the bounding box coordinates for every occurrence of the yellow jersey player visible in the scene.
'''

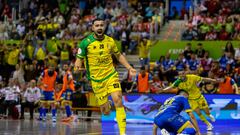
[74,18,136,135]
[159,74,217,131]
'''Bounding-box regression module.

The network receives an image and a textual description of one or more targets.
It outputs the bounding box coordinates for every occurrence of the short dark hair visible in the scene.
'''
[177,89,189,95]
[92,18,104,25]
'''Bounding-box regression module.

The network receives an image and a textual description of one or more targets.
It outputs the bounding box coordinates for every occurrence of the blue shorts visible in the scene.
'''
[62,89,74,101]
[41,91,54,101]
[154,112,188,134]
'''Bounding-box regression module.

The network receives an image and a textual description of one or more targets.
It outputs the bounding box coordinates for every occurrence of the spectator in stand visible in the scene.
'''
[120,25,130,55]
[211,17,222,34]
[218,51,235,72]
[20,80,41,120]
[33,33,47,69]
[145,2,154,19]
[1,79,20,119]
[93,3,104,19]
[225,17,234,35]
[174,53,187,72]
[129,66,152,93]
[217,74,239,94]
[195,43,206,58]
[187,53,200,73]
[219,25,229,40]
[24,63,37,82]
[104,19,115,37]
[154,55,165,71]
[12,62,25,89]
[181,26,198,40]
[205,26,217,40]
[7,44,20,81]
[138,37,157,68]
[209,61,221,79]
[150,73,165,93]
[161,53,175,81]
[183,43,193,61]
[199,21,210,39]
[235,44,240,66]
[128,26,139,54]
[200,51,213,77]
[225,41,235,57]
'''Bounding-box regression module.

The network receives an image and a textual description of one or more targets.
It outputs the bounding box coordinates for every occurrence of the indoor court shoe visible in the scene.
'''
[207,123,214,131]
[209,114,216,122]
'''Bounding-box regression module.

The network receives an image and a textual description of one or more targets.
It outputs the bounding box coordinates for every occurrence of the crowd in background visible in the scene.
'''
[122,41,240,95]
[182,0,240,41]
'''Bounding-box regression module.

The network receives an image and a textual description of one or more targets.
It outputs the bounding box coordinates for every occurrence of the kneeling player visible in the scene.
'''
[153,90,200,135]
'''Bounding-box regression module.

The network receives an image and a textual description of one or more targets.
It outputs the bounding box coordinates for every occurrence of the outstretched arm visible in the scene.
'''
[157,85,175,93]
[115,53,137,77]
[202,77,217,83]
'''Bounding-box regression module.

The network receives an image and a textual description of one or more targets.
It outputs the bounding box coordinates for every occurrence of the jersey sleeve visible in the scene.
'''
[77,39,88,58]
[111,39,120,56]
[172,79,182,87]
[189,74,202,83]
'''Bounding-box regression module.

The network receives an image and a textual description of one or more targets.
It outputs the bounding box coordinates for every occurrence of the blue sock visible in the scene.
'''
[65,105,72,117]
[39,107,43,118]
[52,109,56,117]
[43,108,46,117]
[182,128,196,135]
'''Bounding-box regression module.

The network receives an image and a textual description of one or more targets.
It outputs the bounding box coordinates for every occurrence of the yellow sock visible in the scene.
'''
[116,107,126,135]
[199,114,210,126]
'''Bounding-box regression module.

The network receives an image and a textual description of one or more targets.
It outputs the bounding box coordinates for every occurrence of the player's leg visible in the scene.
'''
[200,96,215,122]
[49,91,57,122]
[40,91,49,121]
[189,98,212,130]
[110,91,126,135]
[64,90,73,118]
[179,122,197,135]
[194,107,213,131]
[168,114,195,135]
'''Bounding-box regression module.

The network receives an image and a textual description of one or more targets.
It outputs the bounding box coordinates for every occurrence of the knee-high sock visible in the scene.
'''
[39,107,43,118]
[42,108,46,117]
[199,114,210,126]
[116,107,126,135]
[65,105,72,117]
[52,109,56,117]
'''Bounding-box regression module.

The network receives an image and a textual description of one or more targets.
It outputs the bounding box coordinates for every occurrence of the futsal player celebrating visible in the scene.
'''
[74,18,136,135]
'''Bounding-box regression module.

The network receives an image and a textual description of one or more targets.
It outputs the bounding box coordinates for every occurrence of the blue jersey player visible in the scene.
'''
[153,90,200,135]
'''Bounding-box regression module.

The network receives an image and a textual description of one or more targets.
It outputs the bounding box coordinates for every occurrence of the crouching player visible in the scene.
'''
[153,90,200,135]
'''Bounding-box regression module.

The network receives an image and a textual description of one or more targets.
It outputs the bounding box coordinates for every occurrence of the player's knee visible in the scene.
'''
[181,128,196,135]
[101,107,110,115]
[112,98,123,107]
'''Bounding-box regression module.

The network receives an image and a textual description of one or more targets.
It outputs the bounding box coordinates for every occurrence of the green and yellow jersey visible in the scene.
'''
[77,34,120,82]
[172,74,202,100]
